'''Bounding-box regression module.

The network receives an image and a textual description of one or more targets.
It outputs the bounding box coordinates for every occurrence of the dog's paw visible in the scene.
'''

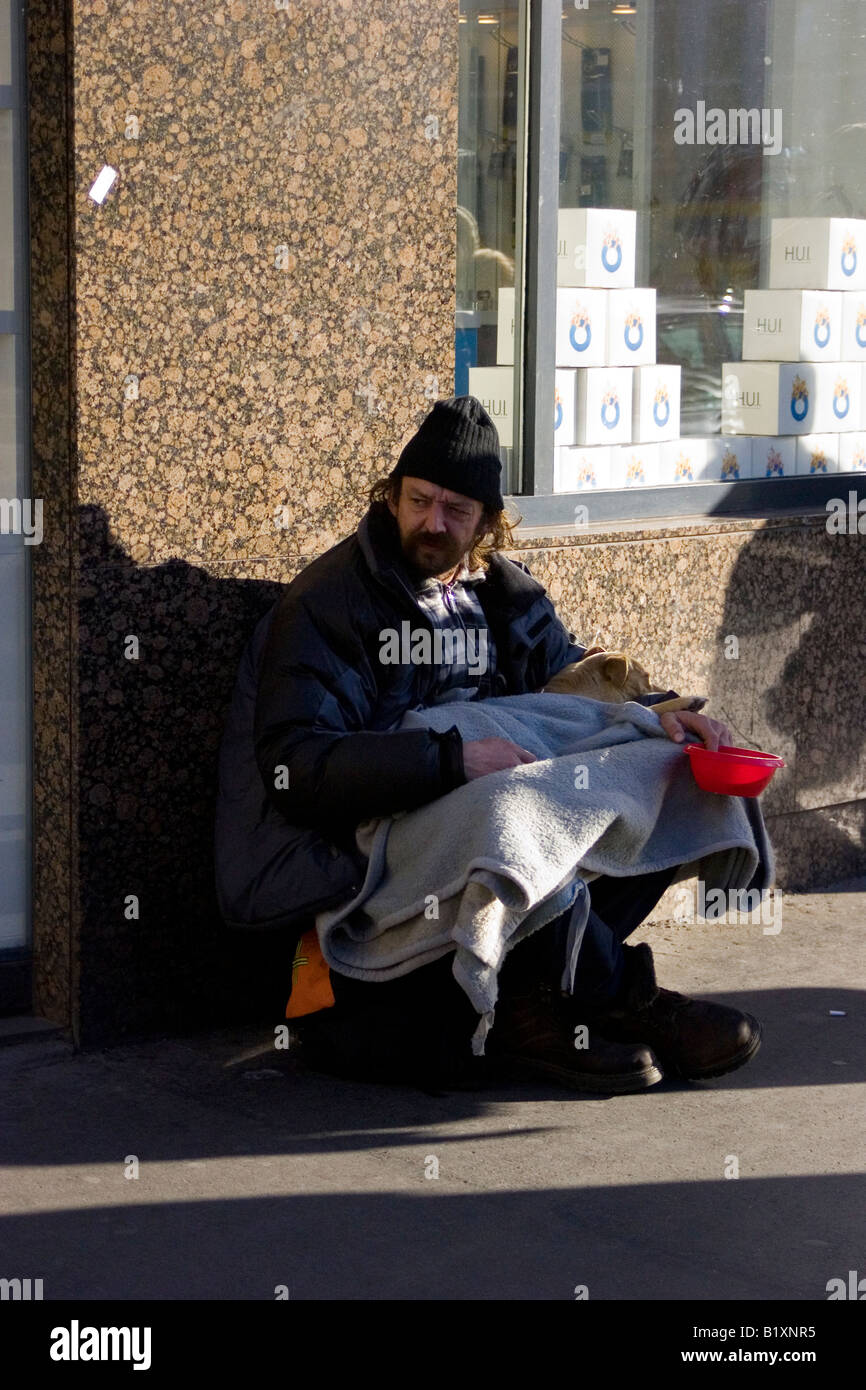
[650,695,708,716]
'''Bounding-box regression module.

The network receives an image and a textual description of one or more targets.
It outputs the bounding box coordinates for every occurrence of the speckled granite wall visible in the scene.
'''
[27,2,864,1043]
[31,0,460,1042]
[510,514,866,891]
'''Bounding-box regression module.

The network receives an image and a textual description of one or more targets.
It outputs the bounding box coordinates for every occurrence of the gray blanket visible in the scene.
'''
[314,693,775,1053]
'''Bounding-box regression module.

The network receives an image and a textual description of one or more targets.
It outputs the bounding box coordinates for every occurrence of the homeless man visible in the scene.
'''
[219,395,764,1092]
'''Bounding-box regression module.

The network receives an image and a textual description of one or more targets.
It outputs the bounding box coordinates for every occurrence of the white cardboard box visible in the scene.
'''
[555,288,609,367]
[742,290,842,362]
[661,438,751,483]
[768,217,866,291]
[467,366,513,447]
[632,364,681,442]
[610,443,660,488]
[751,437,797,478]
[840,291,866,362]
[575,367,634,446]
[606,289,657,366]
[554,370,577,448]
[722,362,819,435]
[838,433,866,473]
[795,434,840,475]
[557,208,636,288]
[496,287,515,365]
[841,292,866,361]
[660,439,709,483]
[554,445,612,492]
[701,437,753,481]
[813,363,862,432]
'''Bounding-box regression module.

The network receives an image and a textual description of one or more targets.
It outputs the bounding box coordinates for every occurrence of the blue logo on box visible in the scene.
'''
[625,458,645,486]
[813,309,831,348]
[600,390,620,430]
[790,377,809,422]
[601,231,622,274]
[569,309,591,353]
[624,312,643,352]
[652,386,670,428]
[833,379,850,419]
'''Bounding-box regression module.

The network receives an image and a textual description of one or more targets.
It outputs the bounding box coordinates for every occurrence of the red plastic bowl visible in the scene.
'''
[684,742,785,797]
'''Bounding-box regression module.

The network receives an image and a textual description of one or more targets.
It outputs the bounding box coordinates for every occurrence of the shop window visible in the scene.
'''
[457,0,866,525]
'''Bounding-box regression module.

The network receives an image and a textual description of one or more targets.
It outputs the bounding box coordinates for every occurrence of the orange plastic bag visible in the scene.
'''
[286,928,335,1019]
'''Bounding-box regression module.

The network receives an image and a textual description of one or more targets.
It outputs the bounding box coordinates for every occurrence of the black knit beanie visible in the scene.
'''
[389,395,504,512]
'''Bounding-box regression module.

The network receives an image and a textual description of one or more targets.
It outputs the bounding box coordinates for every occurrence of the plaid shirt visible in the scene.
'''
[411,556,498,707]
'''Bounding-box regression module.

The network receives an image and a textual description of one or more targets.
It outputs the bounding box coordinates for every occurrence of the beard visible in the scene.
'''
[402,533,466,579]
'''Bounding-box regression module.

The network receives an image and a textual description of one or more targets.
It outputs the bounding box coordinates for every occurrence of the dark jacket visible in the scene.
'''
[213,501,589,936]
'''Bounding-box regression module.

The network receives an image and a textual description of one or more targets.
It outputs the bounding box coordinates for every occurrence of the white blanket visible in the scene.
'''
[315,693,775,1052]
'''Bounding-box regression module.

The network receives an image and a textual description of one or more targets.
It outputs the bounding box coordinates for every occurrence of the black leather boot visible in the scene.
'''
[487,977,663,1094]
[578,942,763,1081]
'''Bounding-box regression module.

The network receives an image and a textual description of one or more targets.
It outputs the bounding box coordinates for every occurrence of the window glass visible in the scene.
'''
[456,2,522,486]
[540,0,866,495]
[0,1,10,87]
[0,333,15,490]
[555,1,644,489]
[0,108,13,311]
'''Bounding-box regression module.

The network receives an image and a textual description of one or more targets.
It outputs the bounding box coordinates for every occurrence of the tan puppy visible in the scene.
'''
[542,648,707,716]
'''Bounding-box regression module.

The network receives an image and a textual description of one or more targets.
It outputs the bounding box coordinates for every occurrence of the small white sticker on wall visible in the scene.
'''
[89,166,118,203]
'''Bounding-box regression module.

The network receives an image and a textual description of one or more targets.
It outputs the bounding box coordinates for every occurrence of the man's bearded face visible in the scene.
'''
[387,476,486,579]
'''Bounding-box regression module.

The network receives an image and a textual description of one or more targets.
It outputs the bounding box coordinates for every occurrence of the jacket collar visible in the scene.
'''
[356,502,426,605]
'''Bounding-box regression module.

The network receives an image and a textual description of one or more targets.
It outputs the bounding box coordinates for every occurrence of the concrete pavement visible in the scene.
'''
[0,878,863,1300]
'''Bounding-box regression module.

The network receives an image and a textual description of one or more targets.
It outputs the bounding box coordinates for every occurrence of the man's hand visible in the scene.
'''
[658,709,732,751]
[462,737,537,781]
[462,710,732,781]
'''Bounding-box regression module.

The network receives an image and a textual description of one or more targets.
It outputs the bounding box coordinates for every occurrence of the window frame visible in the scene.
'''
[0,0,33,1012]
[503,0,859,529]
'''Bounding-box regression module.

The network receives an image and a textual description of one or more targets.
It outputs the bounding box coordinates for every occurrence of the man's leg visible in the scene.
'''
[568,872,764,1080]
[487,877,673,1094]
[298,866,761,1089]
[492,864,761,1086]
[497,864,678,1004]
[301,872,673,1089]
[302,869,679,1092]
[299,883,663,1092]
[297,951,485,1088]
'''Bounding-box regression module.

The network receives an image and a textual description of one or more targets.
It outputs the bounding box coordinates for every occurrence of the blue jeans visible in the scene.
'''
[497,865,680,1006]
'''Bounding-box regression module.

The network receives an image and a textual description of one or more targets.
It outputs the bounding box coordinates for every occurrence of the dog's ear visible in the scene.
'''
[602,654,630,688]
